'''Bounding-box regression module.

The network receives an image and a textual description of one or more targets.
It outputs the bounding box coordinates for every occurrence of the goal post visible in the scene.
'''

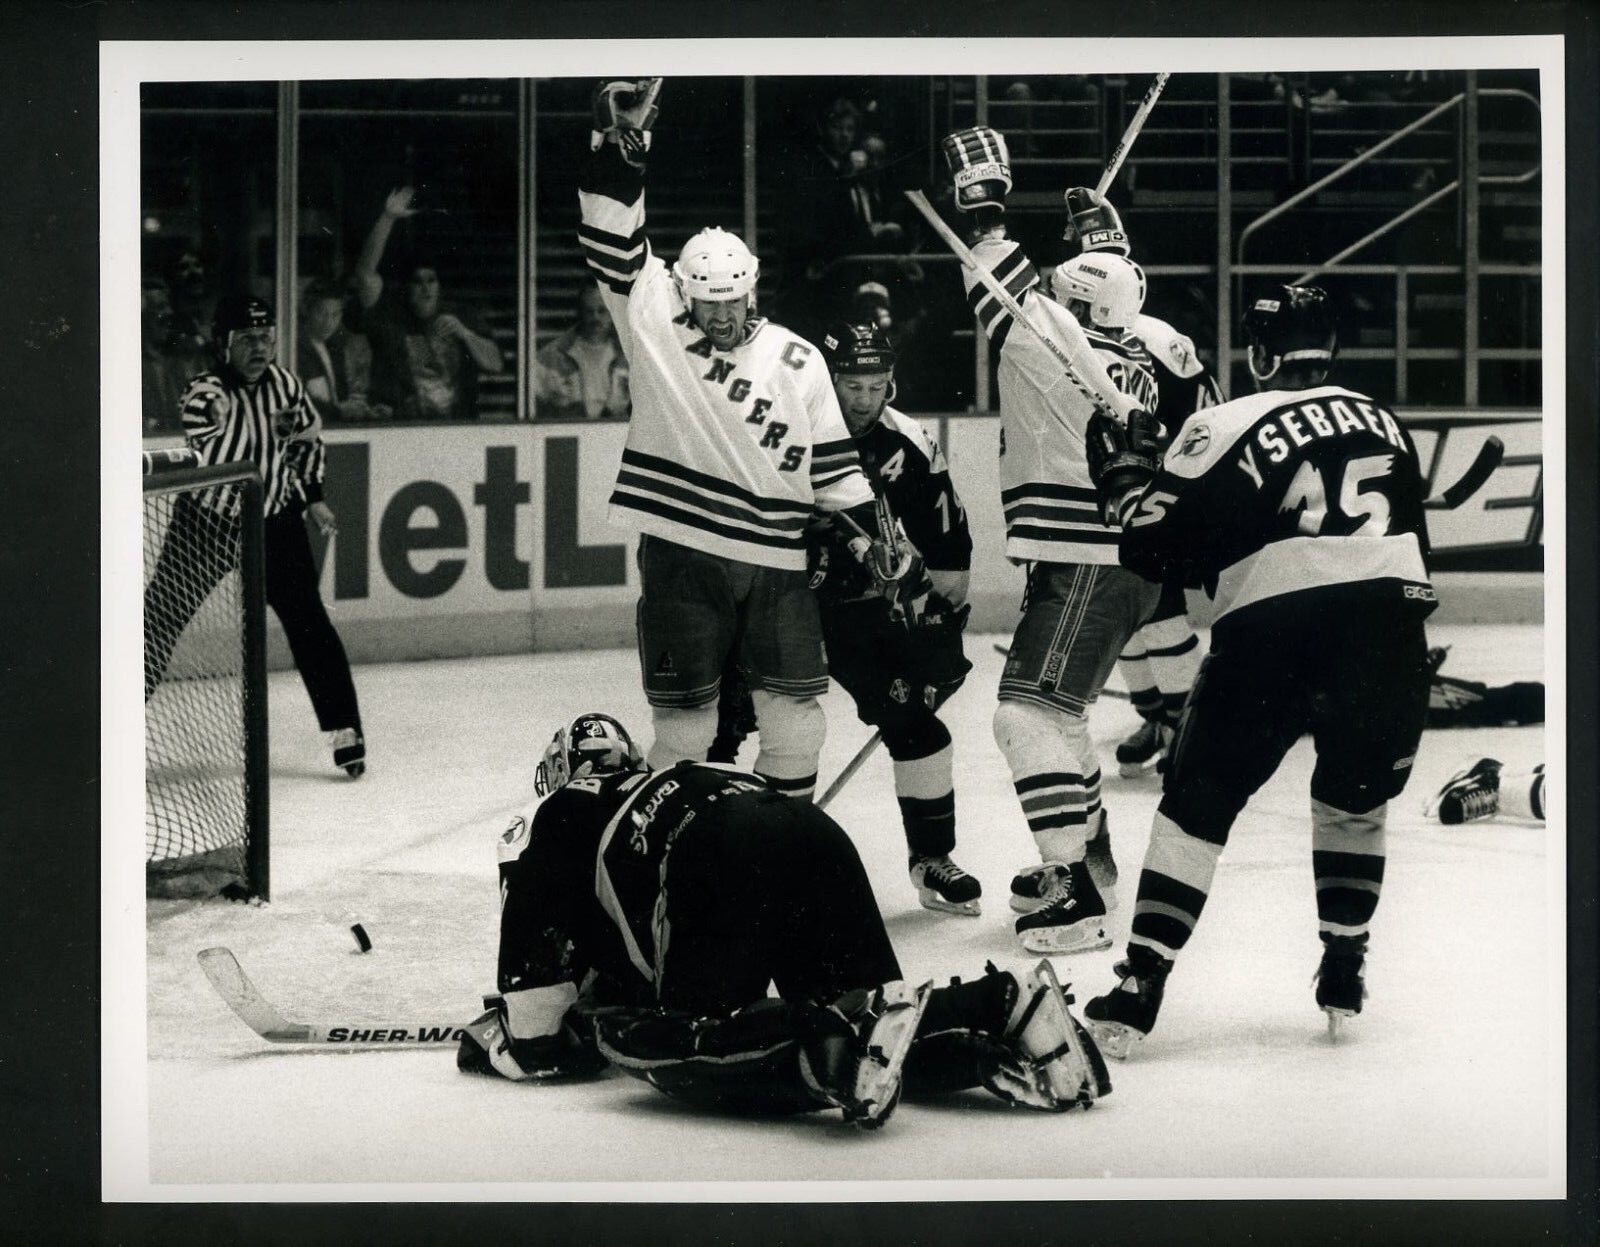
[143,456,270,901]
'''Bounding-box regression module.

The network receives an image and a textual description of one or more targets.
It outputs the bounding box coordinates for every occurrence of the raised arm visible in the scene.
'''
[351,187,417,311]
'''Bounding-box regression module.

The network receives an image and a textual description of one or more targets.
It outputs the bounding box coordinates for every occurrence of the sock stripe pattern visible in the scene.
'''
[1129,811,1222,960]
[1012,770,1088,861]
[1085,768,1102,821]
[1311,799,1386,940]
[1118,646,1162,721]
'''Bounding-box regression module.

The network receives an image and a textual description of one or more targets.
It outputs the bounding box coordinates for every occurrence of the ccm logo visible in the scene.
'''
[1403,585,1438,601]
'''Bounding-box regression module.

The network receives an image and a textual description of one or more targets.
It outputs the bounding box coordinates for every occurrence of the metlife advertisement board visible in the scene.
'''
[147,410,1541,666]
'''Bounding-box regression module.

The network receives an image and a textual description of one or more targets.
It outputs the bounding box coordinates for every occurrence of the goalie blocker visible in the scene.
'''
[457,714,1109,1125]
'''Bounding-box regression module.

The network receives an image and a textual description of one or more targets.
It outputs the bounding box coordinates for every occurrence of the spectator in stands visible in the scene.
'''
[352,186,505,421]
[164,247,216,387]
[534,282,630,421]
[141,275,187,434]
[298,277,386,423]
[777,98,914,342]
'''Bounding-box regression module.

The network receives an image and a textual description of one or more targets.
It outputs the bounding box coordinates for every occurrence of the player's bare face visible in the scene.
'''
[227,328,275,382]
[834,372,891,437]
[691,296,748,351]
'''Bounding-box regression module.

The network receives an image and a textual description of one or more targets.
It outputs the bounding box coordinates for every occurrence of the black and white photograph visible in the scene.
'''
[96,30,1574,1208]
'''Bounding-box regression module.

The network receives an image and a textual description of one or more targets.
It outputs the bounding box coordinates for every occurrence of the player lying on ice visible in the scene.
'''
[456,713,1110,1129]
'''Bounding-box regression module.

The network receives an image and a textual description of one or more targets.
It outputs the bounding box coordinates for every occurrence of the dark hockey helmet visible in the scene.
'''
[820,321,896,377]
[1243,284,1338,383]
[535,712,645,796]
[212,294,276,353]
[1061,187,1130,256]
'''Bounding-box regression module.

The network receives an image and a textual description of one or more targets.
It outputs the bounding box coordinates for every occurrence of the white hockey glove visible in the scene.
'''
[941,126,1013,215]
[590,78,663,168]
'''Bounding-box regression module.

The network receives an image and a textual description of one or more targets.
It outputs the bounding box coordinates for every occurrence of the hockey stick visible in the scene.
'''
[903,190,1134,434]
[817,730,884,811]
[198,947,467,1046]
[1424,435,1504,510]
[990,642,1130,701]
[1095,73,1171,198]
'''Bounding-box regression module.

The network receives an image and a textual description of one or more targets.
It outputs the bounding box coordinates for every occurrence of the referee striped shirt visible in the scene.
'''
[179,363,325,518]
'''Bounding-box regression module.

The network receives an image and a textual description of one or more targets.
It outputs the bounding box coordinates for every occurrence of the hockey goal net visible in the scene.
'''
[143,453,270,900]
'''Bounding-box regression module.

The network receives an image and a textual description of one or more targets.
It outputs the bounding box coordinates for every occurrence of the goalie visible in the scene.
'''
[457,713,1110,1129]
[578,79,909,800]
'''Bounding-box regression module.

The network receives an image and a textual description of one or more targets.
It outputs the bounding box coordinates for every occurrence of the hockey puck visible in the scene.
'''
[350,923,373,953]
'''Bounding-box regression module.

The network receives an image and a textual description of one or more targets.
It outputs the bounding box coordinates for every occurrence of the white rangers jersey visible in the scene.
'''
[578,146,873,571]
[963,234,1157,565]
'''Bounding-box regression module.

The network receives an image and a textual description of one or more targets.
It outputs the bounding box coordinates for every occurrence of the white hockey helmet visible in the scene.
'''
[672,227,759,304]
[1049,253,1147,331]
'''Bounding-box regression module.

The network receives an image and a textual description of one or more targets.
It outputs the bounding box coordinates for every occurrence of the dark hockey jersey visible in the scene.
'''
[1132,313,1224,438]
[1114,384,1435,637]
[811,405,973,602]
[496,761,778,1031]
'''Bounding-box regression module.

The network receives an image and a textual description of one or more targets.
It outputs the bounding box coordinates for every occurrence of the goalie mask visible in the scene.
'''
[821,321,896,436]
[1243,284,1338,385]
[534,712,646,797]
[1062,187,1130,256]
[1049,253,1147,332]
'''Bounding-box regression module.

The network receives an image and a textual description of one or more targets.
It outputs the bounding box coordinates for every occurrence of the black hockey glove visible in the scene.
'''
[1085,411,1162,525]
[590,78,662,168]
[910,597,973,709]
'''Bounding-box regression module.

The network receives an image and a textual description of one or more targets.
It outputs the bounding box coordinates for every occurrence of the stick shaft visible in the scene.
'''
[1424,435,1505,510]
[903,190,1128,428]
[817,730,883,810]
[1096,73,1171,198]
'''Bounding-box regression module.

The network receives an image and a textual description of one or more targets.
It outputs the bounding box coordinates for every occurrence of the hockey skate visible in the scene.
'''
[1083,947,1172,1060]
[1115,718,1170,778]
[909,854,982,917]
[1425,757,1502,824]
[331,727,366,778]
[1013,861,1111,954]
[985,959,1112,1111]
[804,980,932,1130]
[1313,939,1367,1038]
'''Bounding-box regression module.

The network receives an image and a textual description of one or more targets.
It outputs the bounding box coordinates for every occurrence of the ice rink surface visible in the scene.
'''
[135,623,1557,1195]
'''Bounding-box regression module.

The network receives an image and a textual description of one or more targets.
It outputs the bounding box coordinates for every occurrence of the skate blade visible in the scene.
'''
[849,981,932,1130]
[917,890,981,917]
[1010,894,1047,915]
[1085,1018,1143,1061]
[1019,922,1112,956]
[1117,759,1159,779]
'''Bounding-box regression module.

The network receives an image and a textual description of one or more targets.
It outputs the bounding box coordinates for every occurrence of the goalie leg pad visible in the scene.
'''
[596,999,839,1118]
[985,959,1111,1111]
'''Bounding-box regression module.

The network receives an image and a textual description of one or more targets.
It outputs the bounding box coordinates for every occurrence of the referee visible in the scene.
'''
[143,295,366,778]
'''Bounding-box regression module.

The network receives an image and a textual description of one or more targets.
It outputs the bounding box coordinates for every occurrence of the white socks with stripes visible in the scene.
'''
[993,699,1096,864]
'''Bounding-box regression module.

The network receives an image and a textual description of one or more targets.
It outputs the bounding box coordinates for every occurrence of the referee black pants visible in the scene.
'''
[145,500,361,735]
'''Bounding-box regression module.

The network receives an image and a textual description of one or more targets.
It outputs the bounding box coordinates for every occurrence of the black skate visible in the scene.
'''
[1115,718,1169,778]
[804,980,932,1130]
[1314,939,1367,1038]
[985,959,1112,1111]
[909,854,982,917]
[1013,861,1111,955]
[1083,948,1172,1060]
[331,727,366,778]
[1426,757,1502,824]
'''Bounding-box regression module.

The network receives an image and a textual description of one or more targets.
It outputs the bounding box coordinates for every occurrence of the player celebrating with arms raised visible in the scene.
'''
[578,79,908,799]
[939,125,1160,955]
[1080,286,1436,1055]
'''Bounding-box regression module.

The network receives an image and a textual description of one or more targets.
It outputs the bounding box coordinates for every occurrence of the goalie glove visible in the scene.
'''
[590,78,663,168]
[941,126,1013,219]
[456,993,608,1082]
[1085,411,1163,526]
